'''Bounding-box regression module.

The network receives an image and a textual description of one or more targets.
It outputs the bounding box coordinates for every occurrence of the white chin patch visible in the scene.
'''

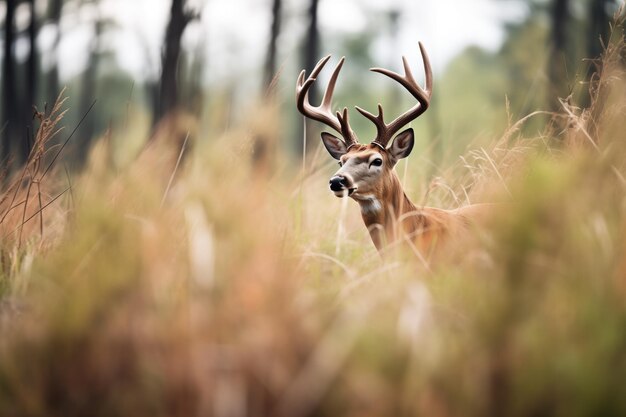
[358,196,382,215]
[333,188,355,198]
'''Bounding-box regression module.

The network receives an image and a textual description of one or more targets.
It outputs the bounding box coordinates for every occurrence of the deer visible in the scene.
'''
[296,43,488,255]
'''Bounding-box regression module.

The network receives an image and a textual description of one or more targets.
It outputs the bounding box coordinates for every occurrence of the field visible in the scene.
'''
[1,22,625,417]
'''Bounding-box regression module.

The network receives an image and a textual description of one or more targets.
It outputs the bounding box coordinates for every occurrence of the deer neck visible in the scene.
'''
[353,171,418,250]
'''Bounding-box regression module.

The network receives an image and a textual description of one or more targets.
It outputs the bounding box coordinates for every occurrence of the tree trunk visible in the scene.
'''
[264,0,282,91]
[76,17,104,163]
[588,0,612,61]
[2,0,17,172]
[586,0,615,132]
[299,0,320,157]
[156,0,196,123]
[46,0,63,106]
[23,0,38,160]
[302,0,320,101]
[548,0,570,108]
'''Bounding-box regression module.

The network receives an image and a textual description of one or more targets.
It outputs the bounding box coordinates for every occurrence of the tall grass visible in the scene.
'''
[0,91,74,296]
[0,19,625,417]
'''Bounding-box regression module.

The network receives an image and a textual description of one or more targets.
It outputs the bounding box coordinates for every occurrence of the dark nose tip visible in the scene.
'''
[329,176,347,192]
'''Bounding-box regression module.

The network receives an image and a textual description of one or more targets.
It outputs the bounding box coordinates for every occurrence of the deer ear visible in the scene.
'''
[321,132,348,160]
[389,128,415,160]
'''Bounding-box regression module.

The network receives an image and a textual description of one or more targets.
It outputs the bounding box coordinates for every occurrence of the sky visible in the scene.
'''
[36,0,528,86]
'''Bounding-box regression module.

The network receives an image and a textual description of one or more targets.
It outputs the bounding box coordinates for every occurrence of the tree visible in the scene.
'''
[2,0,44,170]
[264,0,282,91]
[302,0,320,102]
[2,0,18,171]
[46,0,63,105]
[24,0,38,159]
[588,0,615,61]
[76,13,105,162]
[548,0,570,107]
[299,0,320,156]
[156,0,199,123]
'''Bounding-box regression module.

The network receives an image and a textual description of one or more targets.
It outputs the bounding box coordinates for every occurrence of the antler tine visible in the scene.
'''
[336,107,358,148]
[420,41,434,94]
[359,42,433,147]
[321,57,345,110]
[295,56,358,146]
[355,104,386,144]
[355,104,384,124]
[296,55,331,91]
[309,55,332,80]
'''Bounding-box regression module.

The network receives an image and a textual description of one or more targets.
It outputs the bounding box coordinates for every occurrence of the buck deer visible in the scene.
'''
[296,43,486,254]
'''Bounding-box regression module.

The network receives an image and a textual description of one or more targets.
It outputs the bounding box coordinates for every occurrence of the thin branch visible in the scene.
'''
[1,200,27,218]
[36,181,43,239]
[160,132,190,209]
[18,171,34,249]
[40,100,97,180]
[63,164,75,212]
[481,147,512,197]
[22,186,70,225]
[1,164,31,224]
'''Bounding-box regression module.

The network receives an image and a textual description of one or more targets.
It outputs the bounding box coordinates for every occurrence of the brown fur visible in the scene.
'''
[339,144,485,254]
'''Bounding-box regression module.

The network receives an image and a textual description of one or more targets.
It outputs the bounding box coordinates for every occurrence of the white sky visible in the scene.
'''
[43,0,528,85]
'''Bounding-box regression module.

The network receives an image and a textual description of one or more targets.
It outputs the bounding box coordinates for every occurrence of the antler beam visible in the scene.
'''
[296,56,359,148]
[355,42,433,147]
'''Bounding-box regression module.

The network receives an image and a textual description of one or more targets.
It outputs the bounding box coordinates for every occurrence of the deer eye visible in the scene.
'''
[370,158,383,168]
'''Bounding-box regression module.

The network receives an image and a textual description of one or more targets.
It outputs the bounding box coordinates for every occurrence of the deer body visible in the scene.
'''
[296,43,483,253]
[332,144,474,253]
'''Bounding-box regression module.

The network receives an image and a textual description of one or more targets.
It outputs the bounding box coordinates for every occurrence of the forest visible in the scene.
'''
[0,0,619,166]
[1,0,626,415]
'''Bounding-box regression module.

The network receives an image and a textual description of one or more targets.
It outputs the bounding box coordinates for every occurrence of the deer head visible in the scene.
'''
[296,45,487,254]
[296,43,432,201]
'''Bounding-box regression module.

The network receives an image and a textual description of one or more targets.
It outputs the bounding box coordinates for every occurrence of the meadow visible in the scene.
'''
[0,18,625,417]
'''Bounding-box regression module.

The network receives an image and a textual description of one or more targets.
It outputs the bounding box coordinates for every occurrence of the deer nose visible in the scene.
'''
[329,176,348,191]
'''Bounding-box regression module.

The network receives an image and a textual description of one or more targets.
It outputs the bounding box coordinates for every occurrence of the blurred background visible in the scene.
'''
[1,2,626,416]
[1,0,622,172]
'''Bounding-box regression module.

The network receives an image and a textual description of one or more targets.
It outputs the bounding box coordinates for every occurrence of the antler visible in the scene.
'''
[355,42,433,148]
[296,56,359,148]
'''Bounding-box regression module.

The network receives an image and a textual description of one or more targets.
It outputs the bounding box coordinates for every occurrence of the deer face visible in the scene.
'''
[322,129,415,198]
[296,43,433,250]
[296,42,431,199]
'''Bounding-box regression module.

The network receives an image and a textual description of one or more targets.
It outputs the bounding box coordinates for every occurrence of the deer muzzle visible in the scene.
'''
[329,175,356,197]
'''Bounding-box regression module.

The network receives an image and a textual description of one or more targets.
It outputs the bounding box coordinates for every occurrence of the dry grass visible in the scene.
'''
[0,19,625,417]
[0,90,75,288]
